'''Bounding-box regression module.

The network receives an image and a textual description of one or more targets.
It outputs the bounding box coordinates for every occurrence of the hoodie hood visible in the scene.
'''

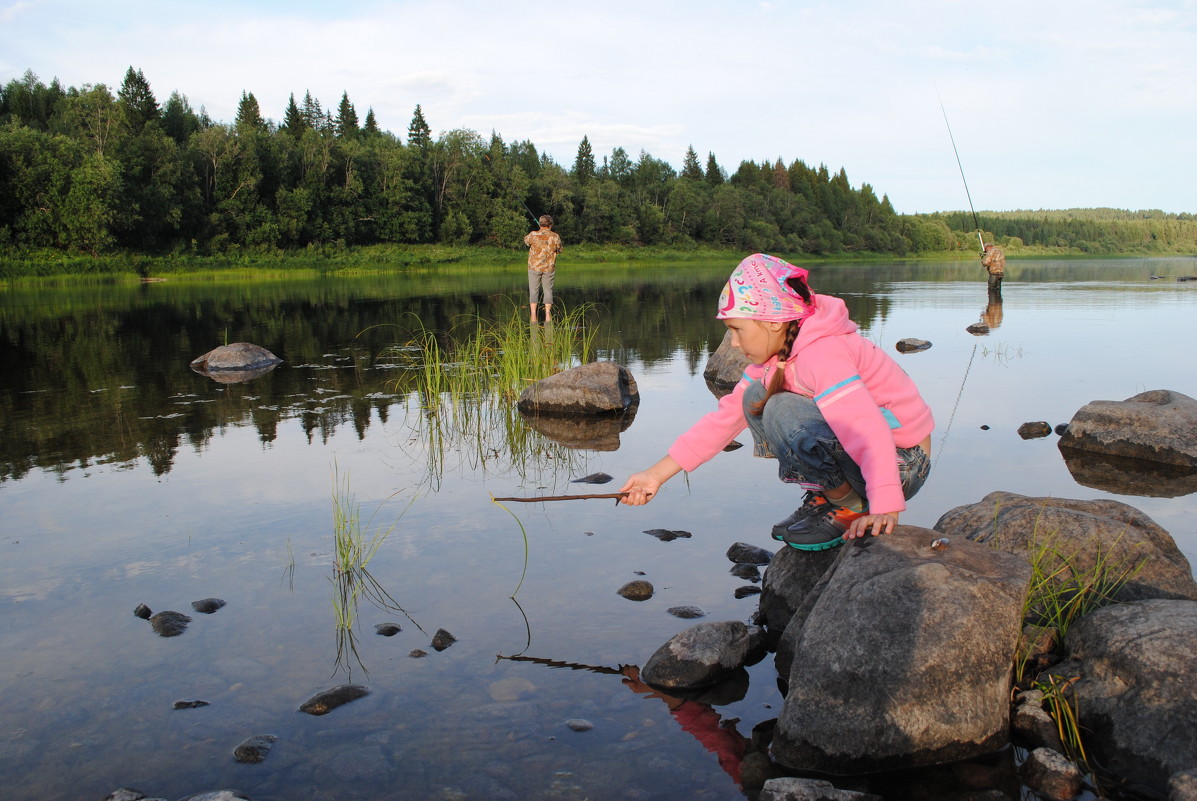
[792,294,857,355]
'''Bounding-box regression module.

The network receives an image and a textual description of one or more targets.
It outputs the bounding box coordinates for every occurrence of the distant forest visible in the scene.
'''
[1,68,1194,262]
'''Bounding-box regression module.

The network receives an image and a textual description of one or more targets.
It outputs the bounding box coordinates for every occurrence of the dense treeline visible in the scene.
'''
[2,68,1194,265]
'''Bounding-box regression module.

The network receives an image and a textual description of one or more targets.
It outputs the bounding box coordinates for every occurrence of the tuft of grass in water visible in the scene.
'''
[328,461,414,676]
[381,304,597,488]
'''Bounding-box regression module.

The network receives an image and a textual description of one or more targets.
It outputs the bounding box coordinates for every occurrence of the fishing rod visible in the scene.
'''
[935,85,986,252]
[521,200,541,227]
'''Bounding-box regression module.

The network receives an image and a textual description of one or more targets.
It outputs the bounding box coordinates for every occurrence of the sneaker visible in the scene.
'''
[770,491,864,551]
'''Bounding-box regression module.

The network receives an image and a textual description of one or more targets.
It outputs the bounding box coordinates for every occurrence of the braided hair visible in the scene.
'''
[747,274,813,417]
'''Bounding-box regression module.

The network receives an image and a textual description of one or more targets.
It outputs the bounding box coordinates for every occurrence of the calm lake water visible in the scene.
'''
[2,257,1195,801]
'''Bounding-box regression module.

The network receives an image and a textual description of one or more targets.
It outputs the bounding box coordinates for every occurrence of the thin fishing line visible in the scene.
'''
[935,83,984,248]
[938,341,978,455]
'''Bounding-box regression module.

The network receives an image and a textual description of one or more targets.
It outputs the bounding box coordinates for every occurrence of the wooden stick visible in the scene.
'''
[492,492,628,503]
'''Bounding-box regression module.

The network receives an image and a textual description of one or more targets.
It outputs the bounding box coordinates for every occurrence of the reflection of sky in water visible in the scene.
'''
[1,262,1196,799]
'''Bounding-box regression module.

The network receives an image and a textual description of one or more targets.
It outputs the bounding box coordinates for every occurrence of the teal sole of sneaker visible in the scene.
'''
[784,537,845,552]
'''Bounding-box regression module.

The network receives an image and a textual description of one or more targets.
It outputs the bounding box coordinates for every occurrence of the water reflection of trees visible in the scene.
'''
[2,260,1165,482]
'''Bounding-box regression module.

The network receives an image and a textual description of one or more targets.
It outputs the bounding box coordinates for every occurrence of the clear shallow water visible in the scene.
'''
[1,257,1195,800]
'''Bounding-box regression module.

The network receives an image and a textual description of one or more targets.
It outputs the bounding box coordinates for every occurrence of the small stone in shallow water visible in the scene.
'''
[726,542,773,565]
[149,611,192,637]
[618,580,654,601]
[191,598,226,614]
[408,649,428,658]
[730,564,761,581]
[566,718,594,732]
[173,699,210,710]
[722,440,744,452]
[374,623,401,636]
[299,684,369,715]
[233,733,277,764]
[570,472,613,484]
[734,586,762,599]
[431,628,457,651]
[133,603,152,619]
[667,605,706,619]
[643,529,691,542]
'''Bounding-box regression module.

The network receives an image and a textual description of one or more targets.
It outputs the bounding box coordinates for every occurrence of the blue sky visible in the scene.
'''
[2,0,1193,215]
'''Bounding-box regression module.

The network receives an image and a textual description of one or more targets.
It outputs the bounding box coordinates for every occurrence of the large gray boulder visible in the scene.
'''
[1058,389,1197,467]
[1050,599,1197,796]
[190,342,282,384]
[759,544,841,646]
[934,492,1197,605]
[771,527,1031,774]
[516,361,639,415]
[703,329,751,396]
[641,620,765,691]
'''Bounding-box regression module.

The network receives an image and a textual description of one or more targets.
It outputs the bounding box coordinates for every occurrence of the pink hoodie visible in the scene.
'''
[669,294,934,513]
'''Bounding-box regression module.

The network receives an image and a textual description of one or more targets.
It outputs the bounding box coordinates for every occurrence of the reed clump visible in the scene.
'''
[382,305,597,487]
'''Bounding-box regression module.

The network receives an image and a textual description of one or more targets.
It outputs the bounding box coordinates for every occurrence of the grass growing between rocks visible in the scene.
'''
[381,305,597,489]
[1011,509,1147,787]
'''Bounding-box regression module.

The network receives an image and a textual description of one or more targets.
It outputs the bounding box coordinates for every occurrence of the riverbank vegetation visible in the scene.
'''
[2,68,1194,280]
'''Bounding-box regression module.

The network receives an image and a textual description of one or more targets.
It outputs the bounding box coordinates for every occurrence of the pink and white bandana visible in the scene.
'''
[716,253,814,322]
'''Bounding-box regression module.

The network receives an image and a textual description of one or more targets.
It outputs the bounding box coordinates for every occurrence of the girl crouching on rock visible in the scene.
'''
[619,253,934,550]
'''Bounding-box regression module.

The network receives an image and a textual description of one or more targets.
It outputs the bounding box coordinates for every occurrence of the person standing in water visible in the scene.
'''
[619,253,934,550]
[981,243,1005,290]
[524,215,562,323]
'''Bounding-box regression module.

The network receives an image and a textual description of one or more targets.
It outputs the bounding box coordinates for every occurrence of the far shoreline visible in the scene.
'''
[2,243,1194,285]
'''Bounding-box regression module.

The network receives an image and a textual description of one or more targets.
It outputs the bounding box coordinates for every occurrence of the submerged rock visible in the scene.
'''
[1018,421,1053,439]
[190,343,282,384]
[299,684,369,715]
[173,700,210,710]
[431,628,457,651]
[643,528,691,542]
[667,605,706,619]
[617,580,654,601]
[727,542,773,565]
[895,338,932,353]
[191,598,226,614]
[149,611,192,637]
[374,623,401,636]
[571,472,613,484]
[233,734,277,764]
[133,603,152,619]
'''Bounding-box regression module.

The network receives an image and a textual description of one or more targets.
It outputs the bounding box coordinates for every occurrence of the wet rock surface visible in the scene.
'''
[431,628,457,651]
[1017,421,1052,439]
[298,685,369,716]
[191,598,226,614]
[667,605,706,619]
[148,610,192,637]
[644,528,691,541]
[727,541,773,565]
[642,620,766,691]
[173,700,210,710]
[232,734,277,764]
[1059,389,1197,467]
[617,580,654,601]
[894,338,932,353]
[516,361,639,415]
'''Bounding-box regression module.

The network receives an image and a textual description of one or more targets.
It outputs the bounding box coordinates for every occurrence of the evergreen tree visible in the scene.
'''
[705,152,725,185]
[235,91,266,132]
[116,67,158,132]
[609,146,632,184]
[573,135,595,184]
[282,93,305,135]
[681,145,702,180]
[363,108,379,135]
[300,91,323,130]
[407,104,431,148]
[334,91,358,138]
[161,91,200,145]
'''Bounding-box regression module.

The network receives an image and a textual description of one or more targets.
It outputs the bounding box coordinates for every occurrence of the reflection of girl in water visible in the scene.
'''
[619,664,749,786]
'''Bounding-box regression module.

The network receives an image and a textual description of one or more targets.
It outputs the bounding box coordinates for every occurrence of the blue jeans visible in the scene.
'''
[741,382,930,504]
